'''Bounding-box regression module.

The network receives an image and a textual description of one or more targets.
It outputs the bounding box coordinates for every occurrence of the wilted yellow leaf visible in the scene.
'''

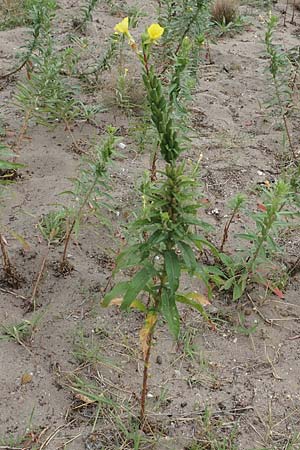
[75,393,95,404]
[110,297,123,306]
[140,312,158,360]
[110,297,146,312]
[186,292,210,306]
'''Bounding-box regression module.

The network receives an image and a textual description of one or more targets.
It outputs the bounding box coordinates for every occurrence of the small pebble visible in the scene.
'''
[156,355,162,365]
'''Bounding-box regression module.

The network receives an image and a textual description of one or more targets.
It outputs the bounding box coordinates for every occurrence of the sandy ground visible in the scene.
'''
[1,0,300,449]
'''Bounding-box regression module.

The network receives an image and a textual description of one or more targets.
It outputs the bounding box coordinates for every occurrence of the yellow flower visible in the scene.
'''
[147,23,164,41]
[114,17,129,35]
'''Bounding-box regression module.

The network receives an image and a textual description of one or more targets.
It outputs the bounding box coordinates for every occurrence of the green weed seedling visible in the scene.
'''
[209,0,245,37]
[1,0,57,80]
[72,328,119,371]
[0,408,39,449]
[218,180,292,300]
[211,15,246,37]
[38,210,67,246]
[235,313,259,336]
[115,68,134,110]
[0,314,42,345]
[187,407,238,450]
[13,1,95,151]
[79,32,120,84]
[0,0,41,31]
[157,0,210,62]
[103,19,213,429]
[60,127,117,273]
[265,14,297,161]
[72,0,99,32]
[220,193,247,252]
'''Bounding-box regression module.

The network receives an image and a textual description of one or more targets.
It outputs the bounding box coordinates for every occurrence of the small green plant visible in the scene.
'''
[0,0,41,30]
[0,0,57,79]
[81,32,120,83]
[0,315,41,345]
[210,0,239,25]
[60,127,117,272]
[220,193,247,252]
[38,210,67,245]
[235,313,259,336]
[72,328,119,371]
[103,19,213,428]
[218,180,292,300]
[210,15,245,37]
[73,0,99,32]
[265,14,297,161]
[0,409,38,448]
[187,407,238,450]
[157,0,210,60]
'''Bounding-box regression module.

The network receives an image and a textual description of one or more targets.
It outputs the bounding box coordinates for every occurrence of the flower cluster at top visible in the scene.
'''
[114,17,164,43]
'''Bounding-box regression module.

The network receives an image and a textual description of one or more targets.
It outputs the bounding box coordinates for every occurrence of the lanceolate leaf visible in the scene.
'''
[116,244,142,270]
[178,241,197,272]
[161,288,180,339]
[110,297,147,312]
[121,265,156,310]
[102,281,129,307]
[176,293,209,321]
[0,160,24,170]
[164,250,180,293]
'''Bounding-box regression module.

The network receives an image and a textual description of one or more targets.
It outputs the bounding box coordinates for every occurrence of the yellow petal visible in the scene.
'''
[147,23,164,41]
[114,17,129,35]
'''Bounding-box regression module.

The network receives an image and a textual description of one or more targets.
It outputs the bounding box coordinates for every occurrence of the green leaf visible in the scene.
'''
[164,250,180,292]
[221,277,235,291]
[233,276,247,301]
[218,252,234,267]
[161,289,180,339]
[176,294,209,321]
[121,265,156,310]
[233,282,243,301]
[116,244,142,270]
[0,160,24,170]
[236,232,258,241]
[178,241,197,272]
[102,281,129,307]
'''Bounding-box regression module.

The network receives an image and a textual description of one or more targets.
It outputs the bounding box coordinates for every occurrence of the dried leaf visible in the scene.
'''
[110,297,123,305]
[272,287,284,299]
[21,372,33,385]
[10,230,30,251]
[75,393,95,404]
[257,203,267,212]
[140,312,157,360]
[110,297,146,312]
[186,292,211,306]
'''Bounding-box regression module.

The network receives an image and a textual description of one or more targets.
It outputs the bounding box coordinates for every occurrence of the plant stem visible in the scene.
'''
[150,150,158,181]
[220,206,239,252]
[30,245,49,311]
[61,177,98,268]
[140,322,155,428]
[273,76,297,160]
[0,232,12,275]
[248,204,284,271]
[12,108,32,158]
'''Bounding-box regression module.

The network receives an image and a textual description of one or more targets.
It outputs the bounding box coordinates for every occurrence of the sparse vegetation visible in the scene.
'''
[1,0,300,448]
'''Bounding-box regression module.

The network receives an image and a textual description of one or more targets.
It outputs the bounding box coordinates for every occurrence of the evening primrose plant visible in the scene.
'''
[103,19,212,428]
